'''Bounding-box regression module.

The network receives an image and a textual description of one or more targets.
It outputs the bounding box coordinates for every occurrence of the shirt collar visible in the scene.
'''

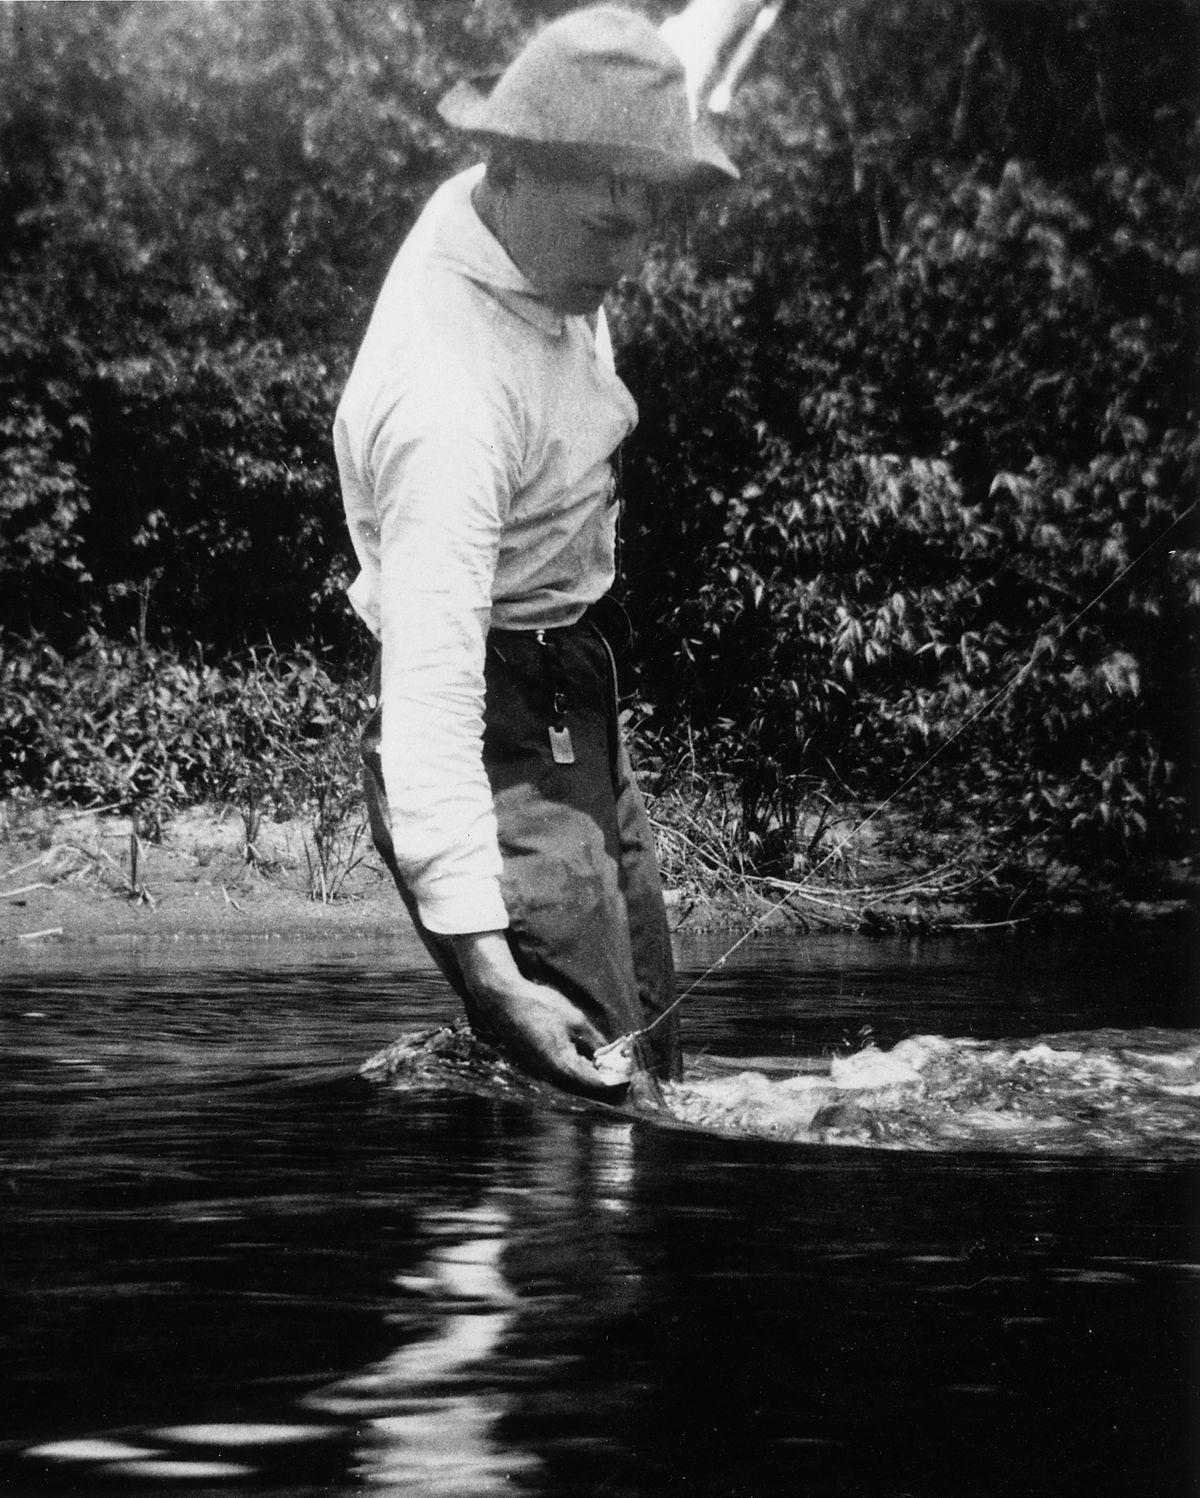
[428,165,568,339]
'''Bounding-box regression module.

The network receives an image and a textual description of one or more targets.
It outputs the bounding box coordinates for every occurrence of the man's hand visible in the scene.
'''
[447,930,617,1095]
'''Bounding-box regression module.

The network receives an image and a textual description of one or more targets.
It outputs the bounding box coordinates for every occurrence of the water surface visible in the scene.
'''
[2,931,1196,1496]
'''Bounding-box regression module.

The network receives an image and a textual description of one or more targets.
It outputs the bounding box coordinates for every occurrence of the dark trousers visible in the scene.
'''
[360,614,681,1081]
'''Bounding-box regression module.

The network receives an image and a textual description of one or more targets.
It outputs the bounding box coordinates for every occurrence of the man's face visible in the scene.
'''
[500,168,659,316]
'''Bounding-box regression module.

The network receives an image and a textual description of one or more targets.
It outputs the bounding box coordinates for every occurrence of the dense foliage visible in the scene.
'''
[1,0,1196,885]
[0,633,359,837]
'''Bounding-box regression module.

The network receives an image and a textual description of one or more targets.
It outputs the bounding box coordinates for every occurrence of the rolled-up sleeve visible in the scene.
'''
[364,360,521,934]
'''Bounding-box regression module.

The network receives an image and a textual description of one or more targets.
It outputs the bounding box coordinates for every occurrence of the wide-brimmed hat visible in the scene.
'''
[437,5,738,188]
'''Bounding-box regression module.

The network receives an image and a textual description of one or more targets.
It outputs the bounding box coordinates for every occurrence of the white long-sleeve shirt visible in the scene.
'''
[334,166,638,935]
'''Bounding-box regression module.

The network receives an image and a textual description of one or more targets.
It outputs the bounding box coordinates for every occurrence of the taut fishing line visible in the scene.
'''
[596,493,1199,1064]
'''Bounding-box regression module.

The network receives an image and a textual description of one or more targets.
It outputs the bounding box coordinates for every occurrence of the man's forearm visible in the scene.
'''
[445,930,522,999]
[445,930,619,1093]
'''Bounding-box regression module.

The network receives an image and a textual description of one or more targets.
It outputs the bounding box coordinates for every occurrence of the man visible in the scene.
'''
[335,6,737,1098]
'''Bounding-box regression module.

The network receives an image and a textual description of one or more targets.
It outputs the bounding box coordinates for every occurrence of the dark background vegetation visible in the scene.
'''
[1,0,1196,908]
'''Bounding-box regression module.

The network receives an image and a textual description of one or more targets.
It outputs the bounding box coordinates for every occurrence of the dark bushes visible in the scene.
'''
[612,145,1199,870]
[608,2,1198,872]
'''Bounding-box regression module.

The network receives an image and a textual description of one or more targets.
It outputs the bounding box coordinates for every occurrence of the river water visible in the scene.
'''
[2,930,1197,1497]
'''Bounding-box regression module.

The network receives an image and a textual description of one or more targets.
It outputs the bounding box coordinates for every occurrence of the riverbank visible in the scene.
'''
[1,799,1194,951]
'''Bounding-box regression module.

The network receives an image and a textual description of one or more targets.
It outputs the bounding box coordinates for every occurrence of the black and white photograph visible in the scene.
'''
[2,1,1196,1493]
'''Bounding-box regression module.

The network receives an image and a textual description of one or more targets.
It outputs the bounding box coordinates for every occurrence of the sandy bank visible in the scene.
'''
[0,804,421,948]
[1,801,1192,953]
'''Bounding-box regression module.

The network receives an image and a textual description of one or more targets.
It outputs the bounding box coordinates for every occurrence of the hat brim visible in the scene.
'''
[437,77,738,188]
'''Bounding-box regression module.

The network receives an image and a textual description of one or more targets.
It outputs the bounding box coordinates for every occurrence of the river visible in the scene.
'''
[2,929,1196,1496]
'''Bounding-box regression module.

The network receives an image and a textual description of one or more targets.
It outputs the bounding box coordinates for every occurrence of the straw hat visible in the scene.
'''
[437,5,738,187]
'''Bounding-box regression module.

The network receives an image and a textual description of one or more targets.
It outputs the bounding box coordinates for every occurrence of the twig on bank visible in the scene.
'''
[751,888,847,929]
[0,851,59,883]
[1,882,52,900]
[96,845,157,908]
[757,879,864,919]
[757,857,992,908]
[8,927,64,942]
[1,844,94,886]
[939,918,1029,931]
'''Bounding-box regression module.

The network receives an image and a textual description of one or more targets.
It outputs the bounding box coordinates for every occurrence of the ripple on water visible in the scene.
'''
[98,1459,256,1479]
[153,1423,336,1446]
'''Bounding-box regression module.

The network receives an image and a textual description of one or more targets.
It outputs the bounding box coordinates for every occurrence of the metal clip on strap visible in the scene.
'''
[537,630,576,765]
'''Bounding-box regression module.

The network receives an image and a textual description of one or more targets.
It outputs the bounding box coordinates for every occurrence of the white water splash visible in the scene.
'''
[669,1028,1200,1156]
[360,1022,1200,1157]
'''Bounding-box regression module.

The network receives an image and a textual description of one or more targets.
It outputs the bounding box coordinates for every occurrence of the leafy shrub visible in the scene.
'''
[613,100,1198,872]
[0,633,365,837]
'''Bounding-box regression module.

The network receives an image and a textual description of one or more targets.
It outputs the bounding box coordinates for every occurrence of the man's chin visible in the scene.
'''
[550,284,609,316]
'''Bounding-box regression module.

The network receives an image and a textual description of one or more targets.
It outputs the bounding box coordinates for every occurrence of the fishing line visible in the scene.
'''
[607,493,1199,1052]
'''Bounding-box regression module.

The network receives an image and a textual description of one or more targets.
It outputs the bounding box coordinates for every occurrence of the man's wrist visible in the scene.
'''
[446,929,519,998]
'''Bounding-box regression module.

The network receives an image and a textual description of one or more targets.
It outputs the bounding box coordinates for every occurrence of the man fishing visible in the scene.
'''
[335,5,743,1100]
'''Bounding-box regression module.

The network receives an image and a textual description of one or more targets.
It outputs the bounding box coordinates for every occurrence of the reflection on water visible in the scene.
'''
[308,1196,539,1494]
[302,1117,641,1495]
[2,931,1197,1496]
